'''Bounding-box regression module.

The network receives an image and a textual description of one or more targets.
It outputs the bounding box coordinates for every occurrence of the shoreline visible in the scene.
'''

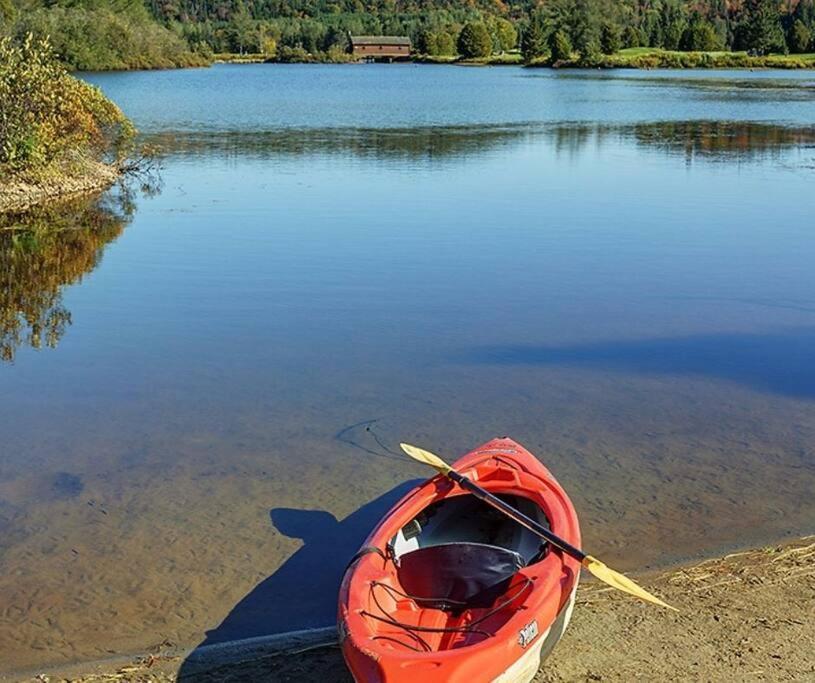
[209,49,815,70]
[0,162,120,217]
[13,535,814,682]
[70,51,815,74]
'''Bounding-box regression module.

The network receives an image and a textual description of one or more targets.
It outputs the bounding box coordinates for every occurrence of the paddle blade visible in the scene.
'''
[400,443,452,476]
[583,556,678,611]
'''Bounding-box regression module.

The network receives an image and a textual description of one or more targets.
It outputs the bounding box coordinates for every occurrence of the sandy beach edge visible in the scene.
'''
[11,535,814,683]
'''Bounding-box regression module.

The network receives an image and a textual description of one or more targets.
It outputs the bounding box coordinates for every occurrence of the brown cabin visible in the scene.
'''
[350,36,411,61]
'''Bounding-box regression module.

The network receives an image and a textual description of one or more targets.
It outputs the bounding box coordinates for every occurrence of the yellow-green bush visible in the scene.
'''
[0,34,135,179]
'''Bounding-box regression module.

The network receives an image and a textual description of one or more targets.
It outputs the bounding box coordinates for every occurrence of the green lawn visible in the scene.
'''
[608,48,815,69]
[616,47,662,56]
[415,52,522,65]
[766,52,815,61]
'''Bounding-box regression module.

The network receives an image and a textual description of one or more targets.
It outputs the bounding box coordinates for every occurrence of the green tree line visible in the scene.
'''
[1,0,814,68]
[0,0,204,69]
[520,0,815,64]
[151,0,815,60]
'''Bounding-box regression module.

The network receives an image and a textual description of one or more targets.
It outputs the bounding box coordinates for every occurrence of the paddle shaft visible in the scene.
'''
[447,469,587,563]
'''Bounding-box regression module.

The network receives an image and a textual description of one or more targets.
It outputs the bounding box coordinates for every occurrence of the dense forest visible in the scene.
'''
[0,0,204,69]
[1,0,814,69]
[155,0,815,60]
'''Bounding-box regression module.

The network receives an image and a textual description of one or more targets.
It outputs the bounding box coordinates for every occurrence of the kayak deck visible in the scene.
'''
[360,570,537,652]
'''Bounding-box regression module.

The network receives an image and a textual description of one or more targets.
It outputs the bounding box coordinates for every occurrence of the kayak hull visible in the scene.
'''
[492,581,578,683]
[338,437,581,683]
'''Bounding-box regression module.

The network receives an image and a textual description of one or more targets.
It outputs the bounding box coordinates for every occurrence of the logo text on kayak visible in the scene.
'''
[518,619,539,648]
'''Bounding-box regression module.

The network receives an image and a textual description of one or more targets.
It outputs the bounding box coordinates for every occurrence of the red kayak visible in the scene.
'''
[338,437,581,683]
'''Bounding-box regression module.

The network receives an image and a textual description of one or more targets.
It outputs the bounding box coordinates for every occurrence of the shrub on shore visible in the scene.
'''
[0,35,135,181]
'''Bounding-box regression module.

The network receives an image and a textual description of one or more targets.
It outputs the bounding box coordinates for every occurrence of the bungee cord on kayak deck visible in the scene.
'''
[362,577,535,652]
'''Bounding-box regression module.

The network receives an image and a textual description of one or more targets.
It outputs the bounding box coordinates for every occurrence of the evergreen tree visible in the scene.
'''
[600,21,621,54]
[623,25,642,48]
[457,21,492,58]
[580,36,603,63]
[416,27,434,54]
[788,19,812,53]
[681,15,722,51]
[521,19,547,62]
[661,3,688,50]
[569,0,599,57]
[741,0,786,55]
[549,28,573,62]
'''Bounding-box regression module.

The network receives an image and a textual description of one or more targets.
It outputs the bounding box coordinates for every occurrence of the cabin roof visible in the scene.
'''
[350,35,411,46]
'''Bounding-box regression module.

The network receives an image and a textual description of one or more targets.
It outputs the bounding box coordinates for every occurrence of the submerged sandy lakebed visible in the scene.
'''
[25,536,814,682]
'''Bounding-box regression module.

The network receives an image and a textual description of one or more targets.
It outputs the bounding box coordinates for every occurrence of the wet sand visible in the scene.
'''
[22,536,814,683]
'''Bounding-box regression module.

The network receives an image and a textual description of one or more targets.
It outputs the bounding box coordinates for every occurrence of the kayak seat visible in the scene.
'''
[396,542,524,610]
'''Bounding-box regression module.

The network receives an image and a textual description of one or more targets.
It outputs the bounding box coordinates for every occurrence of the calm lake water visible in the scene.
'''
[2,64,815,674]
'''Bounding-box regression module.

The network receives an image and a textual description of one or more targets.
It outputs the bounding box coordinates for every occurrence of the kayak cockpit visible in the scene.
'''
[357,493,551,653]
[390,493,550,567]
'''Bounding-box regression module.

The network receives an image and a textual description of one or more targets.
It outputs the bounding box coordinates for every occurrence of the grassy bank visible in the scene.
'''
[207,48,813,69]
[0,36,136,214]
[607,47,815,69]
[414,52,523,65]
[23,536,815,682]
[528,46,815,69]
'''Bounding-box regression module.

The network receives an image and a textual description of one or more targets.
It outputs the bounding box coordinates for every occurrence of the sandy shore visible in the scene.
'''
[22,536,814,683]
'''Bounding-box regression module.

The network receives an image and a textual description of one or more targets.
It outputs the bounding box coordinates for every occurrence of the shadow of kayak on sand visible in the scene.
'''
[177,480,419,678]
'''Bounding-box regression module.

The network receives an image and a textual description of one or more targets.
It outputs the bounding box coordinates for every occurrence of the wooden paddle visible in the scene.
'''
[400,443,677,611]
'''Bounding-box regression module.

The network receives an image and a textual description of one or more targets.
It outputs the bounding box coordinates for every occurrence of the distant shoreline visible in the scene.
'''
[211,48,815,70]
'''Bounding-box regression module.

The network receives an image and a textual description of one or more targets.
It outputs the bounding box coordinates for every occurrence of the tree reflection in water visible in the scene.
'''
[0,192,133,362]
[144,119,815,169]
